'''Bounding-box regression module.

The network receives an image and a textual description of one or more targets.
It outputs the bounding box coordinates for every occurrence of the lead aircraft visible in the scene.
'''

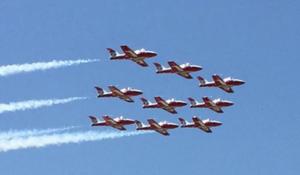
[153,61,202,79]
[135,119,178,136]
[197,74,245,93]
[95,85,143,102]
[107,45,157,67]
[89,115,135,130]
[178,116,222,133]
[141,96,187,114]
[188,96,234,113]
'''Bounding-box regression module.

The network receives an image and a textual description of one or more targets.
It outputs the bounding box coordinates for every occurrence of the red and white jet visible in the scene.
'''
[197,74,245,93]
[89,115,135,130]
[141,96,187,114]
[107,45,157,67]
[95,85,143,103]
[188,96,234,113]
[135,119,178,136]
[178,116,222,133]
[153,61,202,79]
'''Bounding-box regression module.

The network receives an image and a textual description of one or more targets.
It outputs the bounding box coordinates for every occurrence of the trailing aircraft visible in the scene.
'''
[141,96,187,114]
[135,119,178,136]
[89,115,135,130]
[153,61,202,79]
[107,45,157,67]
[95,85,142,102]
[188,96,234,113]
[179,116,222,133]
[197,74,245,93]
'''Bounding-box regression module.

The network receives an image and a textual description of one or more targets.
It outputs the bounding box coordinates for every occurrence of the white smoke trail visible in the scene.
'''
[0,130,151,152]
[0,97,87,114]
[0,126,78,140]
[0,59,99,76]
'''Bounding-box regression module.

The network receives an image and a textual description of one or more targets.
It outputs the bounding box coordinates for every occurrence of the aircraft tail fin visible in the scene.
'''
[197,76,206,85]
[135,120,143,129]
[153,63,164,72]
[140,97,150,106]
[95,86,104,97]
[107,48,117,58]
[178,117,187,127]
[89,116,98,125]
[188,97,197,106]
[202,96,211,103]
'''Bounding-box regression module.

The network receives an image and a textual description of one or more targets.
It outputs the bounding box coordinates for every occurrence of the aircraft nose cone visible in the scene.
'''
[239,80,246,85]
[181,102,187,106]
[195,66,203,71]
[216,122,223,126]
[152,52,158,57]
[228,101,234,106]
[172,124,179,128]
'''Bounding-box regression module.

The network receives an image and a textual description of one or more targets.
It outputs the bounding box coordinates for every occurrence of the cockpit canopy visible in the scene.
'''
[181,63,190,67]
[166,98,175,103]
[224,77,232,81]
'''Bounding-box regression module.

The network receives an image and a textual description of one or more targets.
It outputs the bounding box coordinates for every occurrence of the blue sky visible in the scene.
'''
[0,0,299,174]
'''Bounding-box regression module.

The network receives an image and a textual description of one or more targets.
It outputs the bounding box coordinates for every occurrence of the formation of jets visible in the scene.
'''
[89,45,245,136]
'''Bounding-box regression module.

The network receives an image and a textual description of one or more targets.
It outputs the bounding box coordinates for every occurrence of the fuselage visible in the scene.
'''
[111,51,157,60]
[143,100,187,108]
[158,65,202,73]
[105,89,143,97]
[182,120,222,128]
[92,116,135,127]
[137,122,178,130]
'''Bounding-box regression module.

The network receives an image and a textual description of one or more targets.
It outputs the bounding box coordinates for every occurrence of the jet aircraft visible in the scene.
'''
[95,85,143,102]
[197,74,245,93]
[135,119,178,136]
[153,61,202,79]
[178,116,222,133]
[89,115,135,130]
[107,45,157,67]
[141,96,187,114]
[188,96,234,113]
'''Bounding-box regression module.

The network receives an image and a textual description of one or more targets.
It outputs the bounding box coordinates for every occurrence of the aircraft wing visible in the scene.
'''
[148,119,169,136]
[219,86,234,93]
[103,116,126,130]
[192,117,212,133]
[168,61,183,71]
[121,45,138,58]
[212,75,225,85]
[162,107,177,114]
[177,71,193,79]
[210,106,224,113]
[108,85,134,102]
[168,61,192,79]
[154,97,169,106]
[132,59,148,67]
[155,97,177,114]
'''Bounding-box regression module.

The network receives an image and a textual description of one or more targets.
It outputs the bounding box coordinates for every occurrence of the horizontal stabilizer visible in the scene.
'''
[188,97,197,106]
[178,118,187,126]
[89,116,98,125]
[197,76,206,85]
[95,86,104,97]
[140,97,149,106]
[154,63,163,72]
[107,48,117,58]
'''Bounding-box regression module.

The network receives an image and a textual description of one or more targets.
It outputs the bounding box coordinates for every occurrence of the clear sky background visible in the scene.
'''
[0,0,299,174]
